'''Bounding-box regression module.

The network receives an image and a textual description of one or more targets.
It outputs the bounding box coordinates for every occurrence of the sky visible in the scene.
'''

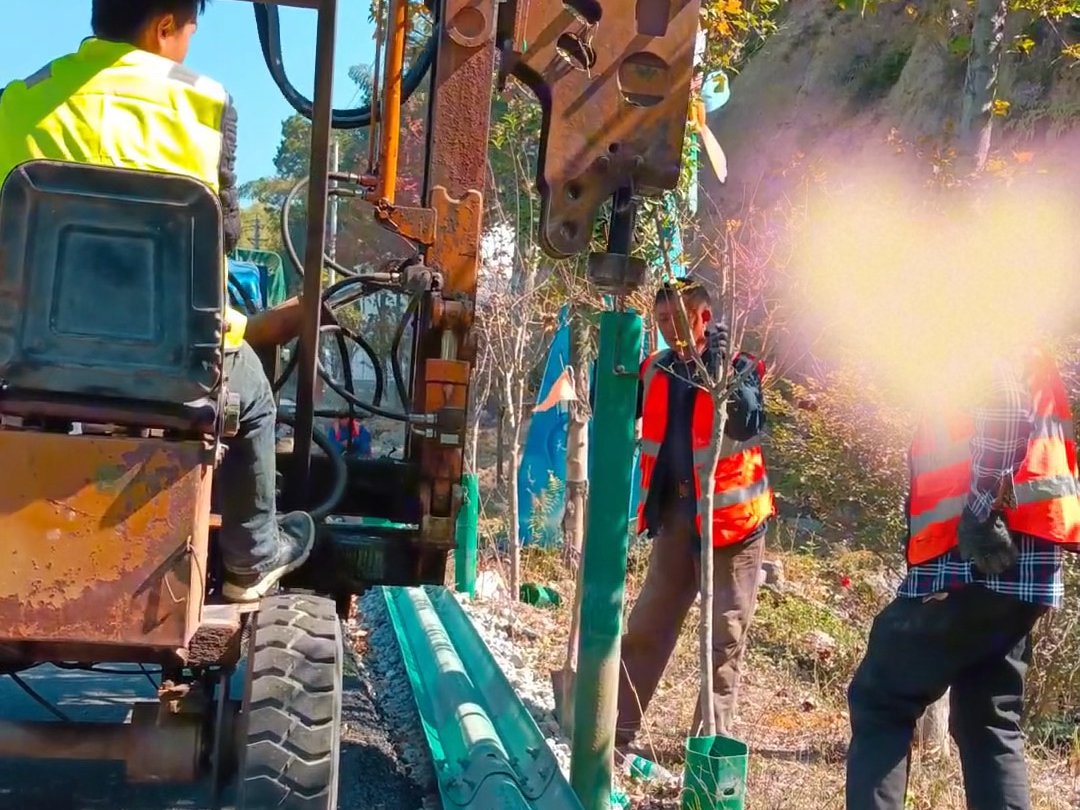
[0,0,378,184]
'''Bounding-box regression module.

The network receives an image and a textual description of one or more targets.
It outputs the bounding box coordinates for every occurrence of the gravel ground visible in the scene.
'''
[452,595,576,779]
[351,590,441,810]
[454,593,684,809]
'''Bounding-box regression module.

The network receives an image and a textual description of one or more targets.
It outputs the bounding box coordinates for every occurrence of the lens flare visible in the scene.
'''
[788,168,1080,411]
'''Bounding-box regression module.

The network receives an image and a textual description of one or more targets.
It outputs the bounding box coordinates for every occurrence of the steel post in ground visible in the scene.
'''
[569,311,641,810]
[455,473,479,597]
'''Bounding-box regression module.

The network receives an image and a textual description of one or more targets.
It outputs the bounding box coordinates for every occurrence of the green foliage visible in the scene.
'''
[766,366,911,555]
[527,472,566,545]
[699,0,788,75]
[750,585,866,697]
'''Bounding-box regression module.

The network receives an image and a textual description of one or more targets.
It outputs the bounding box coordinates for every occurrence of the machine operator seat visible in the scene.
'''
[0,162,228,653]
[0,160,225,431]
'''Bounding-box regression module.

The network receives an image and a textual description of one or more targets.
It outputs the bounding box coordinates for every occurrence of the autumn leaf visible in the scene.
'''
[992,98,1011,116]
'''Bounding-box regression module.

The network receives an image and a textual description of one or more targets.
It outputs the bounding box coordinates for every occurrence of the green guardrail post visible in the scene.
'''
[570,310,641,810]
[455,473,479,597]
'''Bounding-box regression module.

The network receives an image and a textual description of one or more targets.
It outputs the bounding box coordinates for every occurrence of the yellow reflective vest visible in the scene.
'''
[0,37,246,349]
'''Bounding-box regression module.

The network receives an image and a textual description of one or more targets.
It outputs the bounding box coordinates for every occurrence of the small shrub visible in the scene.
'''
[766,365,911,560]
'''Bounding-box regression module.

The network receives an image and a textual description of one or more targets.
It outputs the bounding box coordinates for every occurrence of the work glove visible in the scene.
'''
[956,506,1018,575]
[704,322,730,364]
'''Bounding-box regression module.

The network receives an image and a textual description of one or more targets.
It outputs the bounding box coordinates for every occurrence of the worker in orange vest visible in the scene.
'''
[615,277,775,749]
[846,346,1080,810]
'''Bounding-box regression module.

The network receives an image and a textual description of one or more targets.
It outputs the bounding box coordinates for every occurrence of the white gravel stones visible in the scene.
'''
[454,594,577,780]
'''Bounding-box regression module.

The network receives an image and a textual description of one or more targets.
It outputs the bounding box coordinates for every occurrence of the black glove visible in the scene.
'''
[956,506,1018,575]
[705,321,730,361]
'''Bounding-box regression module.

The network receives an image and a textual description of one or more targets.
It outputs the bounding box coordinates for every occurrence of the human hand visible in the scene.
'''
[957,507,1017,575]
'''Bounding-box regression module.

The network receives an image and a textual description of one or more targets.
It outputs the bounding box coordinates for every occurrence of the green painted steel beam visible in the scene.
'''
[570,311,642,810]
[384,585,584,810]
[455,474,479,597]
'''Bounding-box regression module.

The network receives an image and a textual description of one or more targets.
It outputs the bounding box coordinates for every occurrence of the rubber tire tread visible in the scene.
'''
[236,593,343,810]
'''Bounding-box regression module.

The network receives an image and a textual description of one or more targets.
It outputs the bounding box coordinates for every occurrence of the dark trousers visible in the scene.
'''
[615,511,765,744]
[846,585,1047,810]
[217,342,282,574]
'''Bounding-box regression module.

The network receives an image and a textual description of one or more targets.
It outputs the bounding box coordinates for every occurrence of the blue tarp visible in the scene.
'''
[227,258,265,312]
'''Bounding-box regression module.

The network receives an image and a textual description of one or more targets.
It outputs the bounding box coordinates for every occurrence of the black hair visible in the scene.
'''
[654,274,712,309]
[92,0,208,42]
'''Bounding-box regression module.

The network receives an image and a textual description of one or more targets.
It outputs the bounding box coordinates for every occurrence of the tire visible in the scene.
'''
[235,593,343,810]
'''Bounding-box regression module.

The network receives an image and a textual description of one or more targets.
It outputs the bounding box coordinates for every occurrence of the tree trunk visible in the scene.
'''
[914,690,952,759]
[697,395,729,739]
[466,416,481,473]
[504,371,523,601]
[563,313,592,570]
[508,438,522,600]
[496,405,505,488]
[959,0,1007,172]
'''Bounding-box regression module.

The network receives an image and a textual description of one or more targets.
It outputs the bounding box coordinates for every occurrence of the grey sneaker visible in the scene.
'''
[222,512,316,603]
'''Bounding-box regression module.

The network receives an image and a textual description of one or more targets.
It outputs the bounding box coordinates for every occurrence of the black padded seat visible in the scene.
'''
[0,160,225,429]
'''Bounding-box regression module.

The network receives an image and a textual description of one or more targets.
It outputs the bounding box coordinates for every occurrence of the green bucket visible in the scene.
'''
[681,735,748,810]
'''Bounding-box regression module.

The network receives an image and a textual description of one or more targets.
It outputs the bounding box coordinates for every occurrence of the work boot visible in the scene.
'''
[222,512,316,603]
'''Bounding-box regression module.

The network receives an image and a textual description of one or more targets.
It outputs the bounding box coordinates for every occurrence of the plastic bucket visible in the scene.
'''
[681,735,748,810]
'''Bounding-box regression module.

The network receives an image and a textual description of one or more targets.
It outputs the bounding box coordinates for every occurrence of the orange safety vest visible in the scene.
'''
[907,347,1080,566]
[637,350,775,546]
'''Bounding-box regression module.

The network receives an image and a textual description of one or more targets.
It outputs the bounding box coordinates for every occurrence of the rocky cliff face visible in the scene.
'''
[704,0,1080,205]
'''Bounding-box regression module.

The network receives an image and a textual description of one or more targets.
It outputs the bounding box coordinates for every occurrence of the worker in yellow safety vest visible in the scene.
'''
[615,276,775,749]
[846,345,1080,810]
[0,0,316,603]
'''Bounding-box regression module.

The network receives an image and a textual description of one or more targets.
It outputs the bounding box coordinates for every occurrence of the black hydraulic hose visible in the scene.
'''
[282,176,357,280]
[390,289,420,409]
[275,411,347,520]
[334,326,359,449]
[252,3,438,130]
[319,347,418,423]
[273,321,385,411]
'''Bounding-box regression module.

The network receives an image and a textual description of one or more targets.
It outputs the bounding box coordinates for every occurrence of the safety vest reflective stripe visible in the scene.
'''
[909,493,966,535]
[906,349,1080,564]
[641,438,662,457]
[1015,474,1080,504]
[636,349,774,545]
[713,475,771,508]
[692,440,762,466]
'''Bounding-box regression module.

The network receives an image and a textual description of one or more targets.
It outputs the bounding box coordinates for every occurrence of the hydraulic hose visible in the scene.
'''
[390,289,419,410]
[276,410,347,519]
[282,175,357,279]
[273,319,384,409]
[252,2,437,130]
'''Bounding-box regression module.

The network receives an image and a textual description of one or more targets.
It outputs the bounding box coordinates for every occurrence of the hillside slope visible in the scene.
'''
[706,0,1080,204]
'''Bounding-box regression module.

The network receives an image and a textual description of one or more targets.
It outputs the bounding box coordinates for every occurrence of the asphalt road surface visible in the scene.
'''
[0,651,424,810]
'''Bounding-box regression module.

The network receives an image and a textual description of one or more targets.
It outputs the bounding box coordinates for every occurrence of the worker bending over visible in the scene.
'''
[0,0,316,602]
[615,277,774,750]
[846,346,1079,810]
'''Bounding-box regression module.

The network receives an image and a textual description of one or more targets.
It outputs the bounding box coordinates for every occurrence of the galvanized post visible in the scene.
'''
[455,473,479,597]
[569,311,641,810]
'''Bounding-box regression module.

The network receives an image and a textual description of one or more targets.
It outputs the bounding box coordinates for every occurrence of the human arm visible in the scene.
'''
[724,352,766,442]
[967,358,1034,520]
[956,357,1034,573]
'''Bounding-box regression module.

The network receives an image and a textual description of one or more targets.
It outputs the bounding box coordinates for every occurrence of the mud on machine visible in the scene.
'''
[0,0,700,806]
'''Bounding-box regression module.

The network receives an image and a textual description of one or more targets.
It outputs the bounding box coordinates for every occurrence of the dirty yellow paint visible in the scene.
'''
[0,431,213,648]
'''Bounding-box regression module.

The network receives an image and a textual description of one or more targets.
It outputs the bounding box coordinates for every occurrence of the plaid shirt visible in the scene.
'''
[898,359,1066,609]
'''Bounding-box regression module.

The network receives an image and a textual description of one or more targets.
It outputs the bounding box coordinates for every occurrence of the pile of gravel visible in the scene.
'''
[455,593,682,808]
[453,594,576,780]
[346,590,441,810]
